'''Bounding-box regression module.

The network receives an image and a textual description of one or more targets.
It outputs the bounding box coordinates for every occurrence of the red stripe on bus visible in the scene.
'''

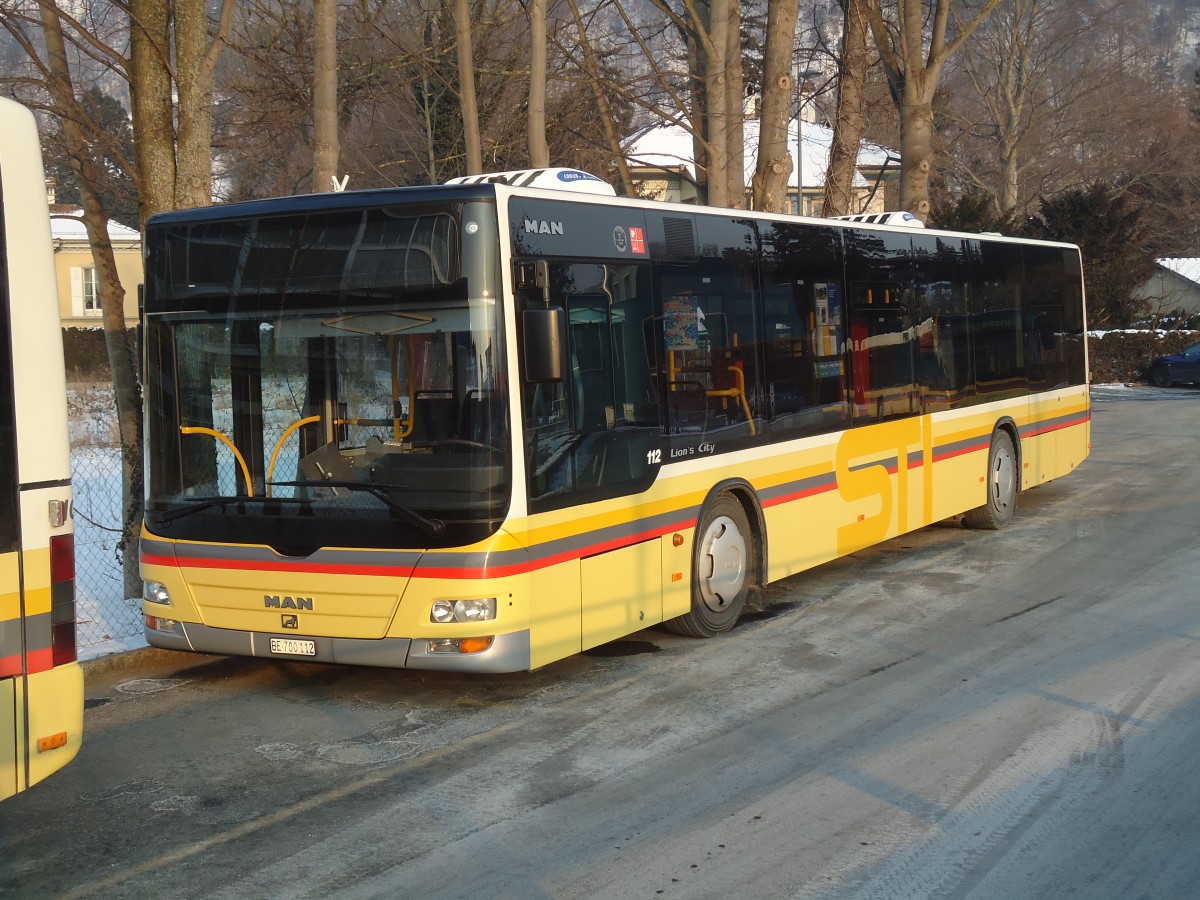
[761,480,837,509]
[932,440,991,463]
[0,653,21,677]
[418,518,698,579]
[144,518,699,581]
[1023,413,1090,439]
[141,552,417,579]
[24,647,53,674]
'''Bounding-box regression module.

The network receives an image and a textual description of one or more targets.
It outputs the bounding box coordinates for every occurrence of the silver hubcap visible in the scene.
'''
[990,443,1015,512]
[697,515,746,612]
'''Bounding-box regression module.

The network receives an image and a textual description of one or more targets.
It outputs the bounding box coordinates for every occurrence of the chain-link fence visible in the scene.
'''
[68,383,142,652]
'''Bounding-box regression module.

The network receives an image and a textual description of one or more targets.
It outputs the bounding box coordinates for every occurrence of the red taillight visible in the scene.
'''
[50,532,74,582]
[50,533,76,666]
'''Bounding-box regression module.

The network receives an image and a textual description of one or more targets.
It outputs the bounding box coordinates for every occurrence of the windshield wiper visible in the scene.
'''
[269,480,446,537]
[156,496,246,523]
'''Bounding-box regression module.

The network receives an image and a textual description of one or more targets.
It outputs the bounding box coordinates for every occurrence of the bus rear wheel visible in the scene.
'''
[964,430,1017,530]
[666,494,752,637]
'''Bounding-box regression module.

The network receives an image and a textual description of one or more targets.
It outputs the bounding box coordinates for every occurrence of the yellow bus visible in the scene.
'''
[140,168,1089,672]
[0,98,81,797]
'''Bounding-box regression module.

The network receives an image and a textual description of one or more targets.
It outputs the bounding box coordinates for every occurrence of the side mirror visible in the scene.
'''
[522,306,567,383]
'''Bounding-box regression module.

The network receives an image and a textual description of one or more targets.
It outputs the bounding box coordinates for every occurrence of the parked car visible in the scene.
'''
[1149,342,1200,387]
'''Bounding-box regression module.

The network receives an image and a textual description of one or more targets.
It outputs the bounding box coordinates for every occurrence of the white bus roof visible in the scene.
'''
[446,168,617,196]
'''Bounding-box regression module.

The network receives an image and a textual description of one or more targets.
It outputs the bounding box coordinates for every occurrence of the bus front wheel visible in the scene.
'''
[964,430,1017,530]
[666,494,752,637]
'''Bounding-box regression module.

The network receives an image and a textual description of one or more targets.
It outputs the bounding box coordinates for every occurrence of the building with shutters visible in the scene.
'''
[49,205,141,328]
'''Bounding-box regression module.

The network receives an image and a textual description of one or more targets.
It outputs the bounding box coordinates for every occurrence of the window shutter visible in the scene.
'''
[70,266,83,317]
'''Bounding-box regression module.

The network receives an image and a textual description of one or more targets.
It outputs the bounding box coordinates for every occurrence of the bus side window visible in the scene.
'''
[913,234,975,412]
[761,281,815,418]
[844,230,917,424]
[659,219,762,446]
[760,221,849,439]
[972,240,1027,395]
[521,262,659,511]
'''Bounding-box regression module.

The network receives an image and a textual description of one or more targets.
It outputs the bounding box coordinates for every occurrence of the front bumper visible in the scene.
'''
[145,620,532,673]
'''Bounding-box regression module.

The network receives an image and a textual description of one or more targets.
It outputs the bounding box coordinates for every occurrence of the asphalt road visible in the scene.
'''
[4,386,1200,899]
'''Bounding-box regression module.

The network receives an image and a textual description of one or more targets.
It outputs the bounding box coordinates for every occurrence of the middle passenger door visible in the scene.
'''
[519,261,664,649]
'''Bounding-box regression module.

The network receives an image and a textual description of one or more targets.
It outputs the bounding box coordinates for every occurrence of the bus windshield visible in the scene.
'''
[142,199,509,552]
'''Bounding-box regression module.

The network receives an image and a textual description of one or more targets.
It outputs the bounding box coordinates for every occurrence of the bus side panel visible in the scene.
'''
[1022,387,1090,488]
[1059,392,1091,477]
[528,564,581,669]
[759,456,843,584]
[580,539,661,651]
[23,663,82,786]
[834,416,943,557]
[662,531,692,621]
[1,545,81,797]
[928,407,1009,522]
[15,540,82,788]
[0,676,16,800]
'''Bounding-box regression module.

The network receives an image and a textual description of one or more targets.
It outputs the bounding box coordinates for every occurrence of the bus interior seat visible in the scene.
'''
[409,391,458,444]
[457,391,503,445]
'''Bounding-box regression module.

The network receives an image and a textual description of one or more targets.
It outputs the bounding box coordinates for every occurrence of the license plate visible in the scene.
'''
[270,638,316,657]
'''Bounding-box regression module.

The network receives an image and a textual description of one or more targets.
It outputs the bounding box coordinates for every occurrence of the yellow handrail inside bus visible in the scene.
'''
[706,366,757,436]
[265,415,322,494]
[266,407,424,495]
[390,336,415,441]
[180,426,255,497]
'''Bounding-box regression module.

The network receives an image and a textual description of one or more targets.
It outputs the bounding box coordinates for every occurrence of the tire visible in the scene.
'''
[665,494,753,637]
[1151,366,1173,388]
[964,430,1018,530]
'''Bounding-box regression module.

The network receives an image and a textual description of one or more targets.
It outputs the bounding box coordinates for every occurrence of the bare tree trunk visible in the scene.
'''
[687,34,710,204]
[723,0,744,207]
[38,3,143,600]
[129,0,175,222]
[751,0,800,212]
[823,0,870,217]
[528,0,550,168]
[313,0,340,192]
[174,0,210,208]
[700,0,730,207]
[453,0,483,174]
[130,0,233,216]
[566,0,635,194]
[1000,143,1020,213]
[174,0,232,209]
[898,89,936,216]
[867,0,1004,217]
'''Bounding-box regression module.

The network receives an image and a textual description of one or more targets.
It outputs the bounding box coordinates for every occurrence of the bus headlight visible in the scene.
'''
[430,598,496,623]
[144,581,172,606]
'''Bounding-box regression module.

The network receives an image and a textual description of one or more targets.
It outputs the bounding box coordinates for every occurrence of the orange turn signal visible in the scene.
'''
[37,732,68,753]
[459,637,495,654]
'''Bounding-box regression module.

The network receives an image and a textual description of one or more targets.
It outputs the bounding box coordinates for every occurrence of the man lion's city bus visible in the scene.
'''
[0,98,81,798]
[140,168,1088,672]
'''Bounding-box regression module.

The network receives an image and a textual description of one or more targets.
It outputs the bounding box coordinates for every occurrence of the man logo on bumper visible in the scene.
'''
[265,595,313,610]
